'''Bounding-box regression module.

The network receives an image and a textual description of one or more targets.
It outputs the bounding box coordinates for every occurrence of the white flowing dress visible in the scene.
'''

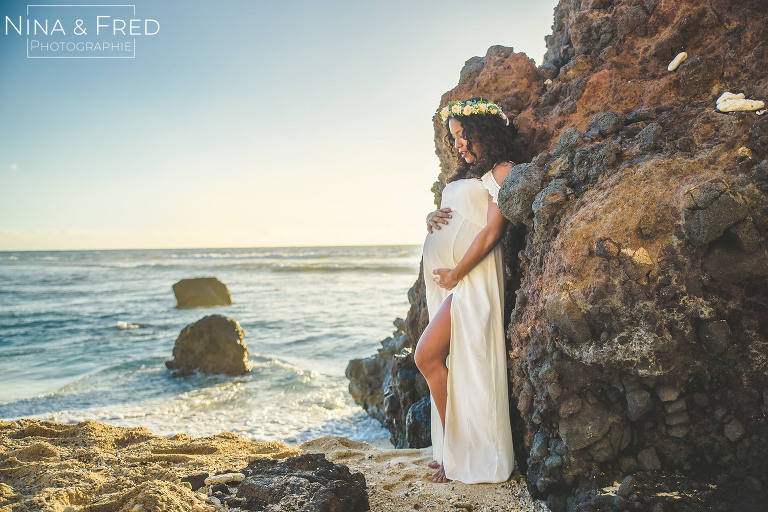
[420,169,515,484]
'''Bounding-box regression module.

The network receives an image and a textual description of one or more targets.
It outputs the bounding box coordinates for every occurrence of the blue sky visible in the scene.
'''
[0,0,558,250]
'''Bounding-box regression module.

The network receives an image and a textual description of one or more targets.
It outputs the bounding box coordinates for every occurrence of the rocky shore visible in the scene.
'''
[347,0,768,510]
[0,419,537,512]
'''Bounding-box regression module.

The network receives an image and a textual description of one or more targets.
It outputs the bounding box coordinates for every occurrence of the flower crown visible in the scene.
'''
[438,98,509,126]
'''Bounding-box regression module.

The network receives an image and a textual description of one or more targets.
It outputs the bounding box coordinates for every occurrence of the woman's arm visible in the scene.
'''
[432,164,512,289]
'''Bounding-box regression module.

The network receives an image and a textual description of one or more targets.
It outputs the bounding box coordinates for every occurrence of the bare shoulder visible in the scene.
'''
[492,161,515,183]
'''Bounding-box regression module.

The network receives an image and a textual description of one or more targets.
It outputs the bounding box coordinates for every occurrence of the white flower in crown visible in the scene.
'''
[436,98,509,125]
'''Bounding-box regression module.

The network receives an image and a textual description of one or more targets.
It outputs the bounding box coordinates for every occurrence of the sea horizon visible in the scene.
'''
[0,242,423,254]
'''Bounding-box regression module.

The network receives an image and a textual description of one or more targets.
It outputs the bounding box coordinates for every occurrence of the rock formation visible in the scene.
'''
[230,453,369,512]
[348,0,768,509]
[172,277,232,308]
[166,314,252,376]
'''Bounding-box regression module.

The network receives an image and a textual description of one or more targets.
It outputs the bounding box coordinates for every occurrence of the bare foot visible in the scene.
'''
[428,460,440,469]
[427,464,451,483]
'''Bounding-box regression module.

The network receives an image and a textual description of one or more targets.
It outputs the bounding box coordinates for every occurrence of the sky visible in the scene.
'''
[0,0,559,251]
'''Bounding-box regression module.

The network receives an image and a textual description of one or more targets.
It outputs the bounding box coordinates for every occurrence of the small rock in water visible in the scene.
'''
[668,51,687,71]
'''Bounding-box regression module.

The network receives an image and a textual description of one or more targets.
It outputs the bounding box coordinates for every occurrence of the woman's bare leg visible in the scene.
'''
[414,294,452,482]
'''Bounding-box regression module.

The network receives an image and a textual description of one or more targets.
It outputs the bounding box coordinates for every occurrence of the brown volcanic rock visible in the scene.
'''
[350,0,768,510]
[172,277,232,308]
[166,314,252,376]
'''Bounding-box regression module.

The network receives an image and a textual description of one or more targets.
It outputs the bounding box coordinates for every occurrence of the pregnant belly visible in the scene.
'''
[422,212,481,272]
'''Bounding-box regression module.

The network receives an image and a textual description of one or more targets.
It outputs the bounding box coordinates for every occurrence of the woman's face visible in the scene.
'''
[448,118,479,164]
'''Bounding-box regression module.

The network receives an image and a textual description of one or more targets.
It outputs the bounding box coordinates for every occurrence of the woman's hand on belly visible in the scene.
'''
[432,267,459,290]
[426,207,452,233]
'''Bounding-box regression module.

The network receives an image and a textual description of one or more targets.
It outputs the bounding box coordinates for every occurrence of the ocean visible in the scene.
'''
[0,245,422,444]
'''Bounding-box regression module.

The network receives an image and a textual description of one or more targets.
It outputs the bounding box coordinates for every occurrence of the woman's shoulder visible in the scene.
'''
[490,161,515,183]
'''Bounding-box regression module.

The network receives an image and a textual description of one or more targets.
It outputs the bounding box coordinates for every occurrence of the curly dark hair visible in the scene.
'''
[443,97,519,183]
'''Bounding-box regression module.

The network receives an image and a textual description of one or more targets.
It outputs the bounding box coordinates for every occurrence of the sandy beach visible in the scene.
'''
[301,436,537,512]
[0,419,537,512]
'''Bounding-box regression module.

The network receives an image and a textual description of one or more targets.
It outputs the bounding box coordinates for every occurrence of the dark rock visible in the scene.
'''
[675,137,695,153]
[697,320,731,355]
[405,395,431,449]
[724,419,745,442]
[618,475,637,497]
[458,56,484,83]
[693,393,709,407]
[683,179,749,246]
[664,397,686,414]
[625,106,656,124]
[559,394,583,418]
[211,483,231,495]
[618,5,649,37]
[571,12,615,58]
[626,388,652,421]
[172,277,232,308]
[727,219,763,253]
[558,402,614,451]
[637,447,661,471]
[665,411,690,425]
[546,493,568,512]
[544,155,571,179]
[667,425,690,438]
[637,122,663,151]
[534,152,553,167]
[545,291,591,344]
[346,322,408,425]
[385,348,430,448]
[595,237,621,259]
[497,163,546,224]
[539,62,560,80]
[585,112,622,138]
[532,179,570,232]
[181,472,209,491]
[745,476,762,492]
[571,142,622,185]
[545,455,564,470]
[677,56,722,98]
[237,453,368,512]
[702,243,768,283]
[165,315,252,376]
[619,456,639,473]
[555,127,584,154]
[530,432,550,459]
[655,385,681,403]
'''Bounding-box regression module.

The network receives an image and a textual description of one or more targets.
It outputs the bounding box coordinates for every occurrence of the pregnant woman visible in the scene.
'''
[415,97,517,484]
